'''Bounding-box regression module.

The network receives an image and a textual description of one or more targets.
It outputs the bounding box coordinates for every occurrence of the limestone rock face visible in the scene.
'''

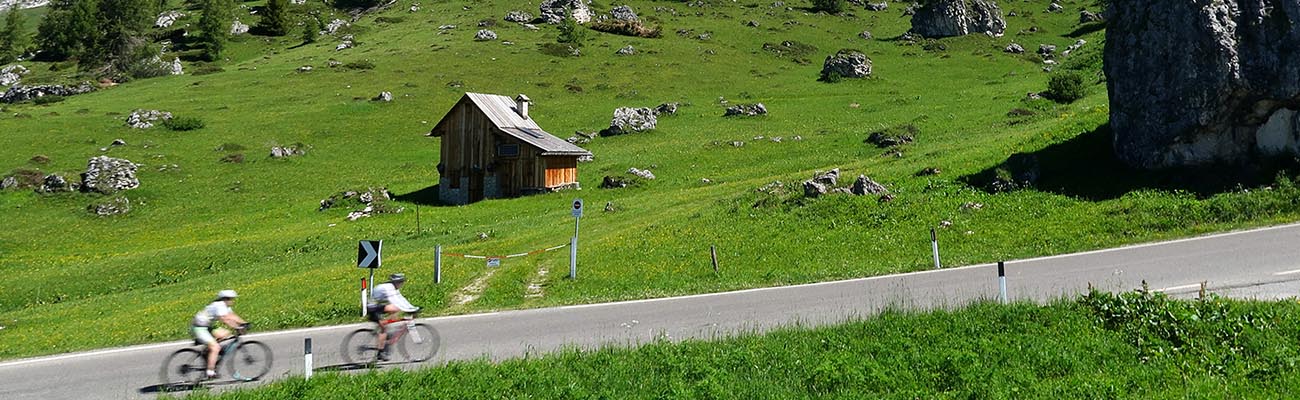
[81,156,140,194]
[540,0,592,24]
[1104,0,1300,168]
[605,107,657,135]
[910,0,1005,38]
[821,50,872,78]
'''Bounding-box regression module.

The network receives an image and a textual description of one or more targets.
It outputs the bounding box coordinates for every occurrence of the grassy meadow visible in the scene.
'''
[181,292,1300,399]
[4,0,1300,359]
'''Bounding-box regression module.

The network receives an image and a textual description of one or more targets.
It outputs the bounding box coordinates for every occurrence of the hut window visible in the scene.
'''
[497,143,520,158]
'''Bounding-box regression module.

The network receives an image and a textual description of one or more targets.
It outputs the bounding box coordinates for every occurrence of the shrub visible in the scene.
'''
[220,153,245,163]
[812,0,845,13]
[1047,71,1087,103]
[342,60,375,70]
[164,116,206,131]
[32,96,65,105]
[556,14,588,45]
[819,70,843,83]
[589,19,661,38]
[190,64,225,76]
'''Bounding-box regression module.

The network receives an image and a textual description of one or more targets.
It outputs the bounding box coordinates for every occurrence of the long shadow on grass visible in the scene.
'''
[960,123,1299,200]
[138,379,247,394]
[1067,22,1107,38]
[393,185,447,207]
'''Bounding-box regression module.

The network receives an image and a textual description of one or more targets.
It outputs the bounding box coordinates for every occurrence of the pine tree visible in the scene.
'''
[301,16,320,44]
[87,0,157,73]
[196,0,233,61]
[256,0,291,36]
[0,11,26,62]
[35,0,99,61]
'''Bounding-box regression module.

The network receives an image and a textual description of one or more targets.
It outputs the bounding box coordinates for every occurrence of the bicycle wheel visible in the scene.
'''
[160,348,206,386]
[341,328,379,365]
[227,340,273,381]
[399,323,441,362]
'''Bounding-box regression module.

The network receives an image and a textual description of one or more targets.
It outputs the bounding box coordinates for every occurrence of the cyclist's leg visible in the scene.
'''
[193,326,220,377]
[377,304,401,358]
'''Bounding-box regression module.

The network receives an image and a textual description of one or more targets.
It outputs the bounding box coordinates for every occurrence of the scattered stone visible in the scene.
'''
[960,201,984,211]
[88,197,131,216]
[1026,91,1043,100]
[540,0,593,24]
[654,102,678,116]
[474,29,498,41]
[746,20,759,27]
[373,91,393,102]
[859,31,873,40]
[1005,43,1024,54]
[336,41,353,51]
[1037,44,1056,57]
[504,10,533,23]
[1047,2,1063,13]
[603,107,657,136]
[169,58,183,75]
[408,4,418,12]
[609,5,638,22]
[111,139,126,146]
[125,109,173,129]
[600,175,632,188]
[0,176,15,189]
[324,19,347,35]
[604,201,616,212]
[822,50,872,79]
[1080,10,1103,24]
[803,180,828,198]
[80,156,140,194]
[327,60,342,68]
[37,174,73,193]
[910,0,1005,38]
[1,82,95,103]
[230,20,250,35]
[628,167,656,180]
[616,45,635,55]
[731,141,745,147]
[724,103,767,117]
[940,220,953,228]
[297,65,313,72]
[438,24,456,30]
[1063,39,1087,57]
[851,175,889,195]
[155,11,184,28]
[866,131,914,148]
[0,71,18,87]
[523,23,539,30]
[270,144,308,158]
[865,2,887,11]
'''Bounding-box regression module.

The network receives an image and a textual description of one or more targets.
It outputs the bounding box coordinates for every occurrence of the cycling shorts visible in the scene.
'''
[192,326,216,345]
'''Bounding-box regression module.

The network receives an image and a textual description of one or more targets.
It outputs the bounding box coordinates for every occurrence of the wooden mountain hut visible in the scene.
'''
[429,93,592,205]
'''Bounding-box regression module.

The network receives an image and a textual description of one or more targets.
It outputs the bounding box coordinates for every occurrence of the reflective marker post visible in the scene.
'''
[570,199,583,280]
[998,261,1008,304]
[931,228,941,270]
[304,335,314,379]
[435,245,443,284]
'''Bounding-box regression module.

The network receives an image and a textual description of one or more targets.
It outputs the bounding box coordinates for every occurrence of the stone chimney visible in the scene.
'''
[515,94,531,119]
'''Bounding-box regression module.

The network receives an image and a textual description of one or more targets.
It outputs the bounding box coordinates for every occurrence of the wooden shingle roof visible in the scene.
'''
[431,93,592,156]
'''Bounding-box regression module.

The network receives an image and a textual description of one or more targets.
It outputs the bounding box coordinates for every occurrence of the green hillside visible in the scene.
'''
[3,0,1299,359]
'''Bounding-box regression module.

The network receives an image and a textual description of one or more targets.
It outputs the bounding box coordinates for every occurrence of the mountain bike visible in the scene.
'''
[341,310,440,365]
[160,325,273,386]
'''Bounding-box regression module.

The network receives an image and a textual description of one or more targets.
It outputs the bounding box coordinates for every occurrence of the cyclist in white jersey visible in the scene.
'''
[192,290,247,379]
[366,273,419,360]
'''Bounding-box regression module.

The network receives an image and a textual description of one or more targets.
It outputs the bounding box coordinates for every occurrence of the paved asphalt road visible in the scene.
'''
[3,223,1300,399]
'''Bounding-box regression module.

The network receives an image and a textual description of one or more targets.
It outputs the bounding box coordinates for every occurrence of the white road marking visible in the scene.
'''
[1273,268,1300,276]
[1156,283,1203,293]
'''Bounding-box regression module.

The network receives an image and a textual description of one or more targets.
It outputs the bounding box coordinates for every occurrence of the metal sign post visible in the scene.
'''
[571,199,583,280]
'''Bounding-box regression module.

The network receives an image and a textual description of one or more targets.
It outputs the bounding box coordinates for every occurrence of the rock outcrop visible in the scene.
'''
[910,0,1005,38]
[1,82,94,103]
[540,0,592,24]
[724,103,767,117]
[126,109,172,129]
[603,107,657,136]
[1105,1,1300,168]
[821,50,872,79]
[80,156,140,194]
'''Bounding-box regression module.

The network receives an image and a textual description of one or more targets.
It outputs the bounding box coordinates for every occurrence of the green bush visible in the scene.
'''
[163,116,206,131]
[1046,71,1087,103]
[556,14,588,46]
[32,96,66,105]
[342,60,375,70]
[812,0,845,13]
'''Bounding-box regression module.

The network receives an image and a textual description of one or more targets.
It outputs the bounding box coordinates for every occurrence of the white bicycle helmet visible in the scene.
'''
[217,289,238,300]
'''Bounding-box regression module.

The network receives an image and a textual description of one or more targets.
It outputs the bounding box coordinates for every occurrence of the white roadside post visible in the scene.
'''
[435,244,442,284]
[998,261,1008,304]
[360,278,367,317]
[930,228,941,270]
[304,337,313,380]
[571,199,583,280]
